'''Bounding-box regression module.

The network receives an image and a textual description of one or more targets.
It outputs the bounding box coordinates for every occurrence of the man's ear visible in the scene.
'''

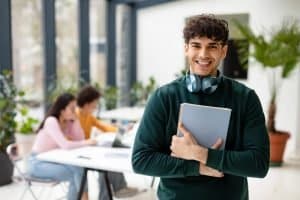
[221,44,228,59]
[184,43,189,55]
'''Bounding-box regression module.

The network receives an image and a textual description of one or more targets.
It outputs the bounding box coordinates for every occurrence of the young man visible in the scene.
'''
[76,85,138,199]
[132,14,269,200]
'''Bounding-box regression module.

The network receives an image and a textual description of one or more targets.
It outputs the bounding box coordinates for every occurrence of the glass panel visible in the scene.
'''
[55,0,79,90]
[11,0,44,107]
[90,0,107,88]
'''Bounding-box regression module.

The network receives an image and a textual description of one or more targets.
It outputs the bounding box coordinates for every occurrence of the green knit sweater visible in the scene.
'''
[132,76,269,200]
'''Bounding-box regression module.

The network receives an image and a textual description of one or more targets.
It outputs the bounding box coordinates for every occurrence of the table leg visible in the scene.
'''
[77,168,88,200]
[103,171,113,200]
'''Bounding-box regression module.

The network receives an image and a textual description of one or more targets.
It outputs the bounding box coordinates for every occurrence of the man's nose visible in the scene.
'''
[198,48,209,58]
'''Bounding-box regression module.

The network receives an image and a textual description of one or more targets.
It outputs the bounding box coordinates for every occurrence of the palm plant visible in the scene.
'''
[235,20,300,133]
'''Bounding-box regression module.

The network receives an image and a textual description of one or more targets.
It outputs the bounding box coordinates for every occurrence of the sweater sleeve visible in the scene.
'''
[93,116,118,132]
[206,90,270,178]
[132,90,200,178]
[44,117,90,149]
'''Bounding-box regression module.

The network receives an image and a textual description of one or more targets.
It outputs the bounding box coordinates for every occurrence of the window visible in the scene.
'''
[11,0,44,104]
[90,0,107,87]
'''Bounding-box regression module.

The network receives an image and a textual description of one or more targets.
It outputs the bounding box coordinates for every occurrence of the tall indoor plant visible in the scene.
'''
[0,70,22,185]
[235,20,300,165]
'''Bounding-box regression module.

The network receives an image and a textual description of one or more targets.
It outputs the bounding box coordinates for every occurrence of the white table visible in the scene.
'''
[37,146,133,200]
[99,107,144,122]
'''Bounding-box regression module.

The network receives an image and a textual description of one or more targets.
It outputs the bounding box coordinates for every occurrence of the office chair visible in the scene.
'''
[6,143,67,200]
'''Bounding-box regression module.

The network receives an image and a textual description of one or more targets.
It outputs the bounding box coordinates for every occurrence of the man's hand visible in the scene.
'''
[199,163,224,177]
[170,123,201,160]
[170,122,224,177]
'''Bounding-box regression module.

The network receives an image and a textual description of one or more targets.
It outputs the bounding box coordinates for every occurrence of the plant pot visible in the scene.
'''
[15,133,36,171]
[15,133,36,157]
[0,151,14,186]
[269,131,290,166]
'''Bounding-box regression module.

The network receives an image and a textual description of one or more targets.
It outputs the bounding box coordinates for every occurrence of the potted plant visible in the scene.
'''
[0,70,21,185]
[103,86,119,110]
[235,20,300,166]
[15,106,39,158]
[130,76,157,106]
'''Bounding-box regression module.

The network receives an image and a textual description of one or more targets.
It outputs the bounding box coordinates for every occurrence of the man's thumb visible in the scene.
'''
[211,138,223,149]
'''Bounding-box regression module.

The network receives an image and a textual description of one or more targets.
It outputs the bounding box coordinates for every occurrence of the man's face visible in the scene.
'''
[185,37,227,76]
[85,99,98,114]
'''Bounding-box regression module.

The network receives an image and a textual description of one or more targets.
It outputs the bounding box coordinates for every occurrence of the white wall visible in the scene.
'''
[137,0,300,156]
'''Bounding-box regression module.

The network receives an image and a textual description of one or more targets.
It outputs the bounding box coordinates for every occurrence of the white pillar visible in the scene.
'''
[116,5,131,107]
[295,67,300,157]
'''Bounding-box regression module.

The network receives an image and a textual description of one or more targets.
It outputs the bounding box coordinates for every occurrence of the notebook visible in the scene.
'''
[177,103,231,150]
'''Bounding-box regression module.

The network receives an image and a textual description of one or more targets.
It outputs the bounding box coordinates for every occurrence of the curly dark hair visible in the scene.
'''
[77,85,101,108]
[183,14,229,45]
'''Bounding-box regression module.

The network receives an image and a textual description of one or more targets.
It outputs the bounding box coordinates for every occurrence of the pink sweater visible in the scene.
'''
[32,116,90,153]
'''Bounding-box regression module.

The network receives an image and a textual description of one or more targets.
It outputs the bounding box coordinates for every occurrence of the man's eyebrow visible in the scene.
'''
[208,42,219,45]
[190,42,201,45]
[189,41,220,45]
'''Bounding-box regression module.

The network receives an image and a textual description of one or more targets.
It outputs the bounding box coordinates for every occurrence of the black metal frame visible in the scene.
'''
[42,0,56,110]
[77,168,113,200]
[78,0,90,84]
[0,0,12,72]
[106,1,117,86]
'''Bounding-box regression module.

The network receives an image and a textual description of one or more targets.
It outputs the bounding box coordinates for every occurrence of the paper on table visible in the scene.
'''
[90,127,117,147]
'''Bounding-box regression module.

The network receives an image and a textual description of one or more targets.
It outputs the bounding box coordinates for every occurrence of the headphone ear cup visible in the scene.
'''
[202,77,211,91]
[185,74,193,92]
[186,74,202,93]
[202,77,219,94]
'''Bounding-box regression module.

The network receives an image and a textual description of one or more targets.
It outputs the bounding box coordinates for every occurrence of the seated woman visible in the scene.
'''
[28,93,97,200]
[76,85,138,199]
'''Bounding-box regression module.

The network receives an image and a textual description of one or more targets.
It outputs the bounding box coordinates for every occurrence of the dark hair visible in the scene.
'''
[183,14,229,45]
[36,93,75,132]
[77,85,101,108]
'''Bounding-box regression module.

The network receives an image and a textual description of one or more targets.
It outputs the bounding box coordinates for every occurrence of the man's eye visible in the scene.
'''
[208,45,218,49]
[191,45,200,48]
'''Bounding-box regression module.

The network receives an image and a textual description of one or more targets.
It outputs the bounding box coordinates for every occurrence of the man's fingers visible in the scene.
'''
[200,163,224,177]
[178,123,189,136]
[211,171,224,177]
[178,123,193,140]
[211,138,223,149]
[211,169,224,177]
